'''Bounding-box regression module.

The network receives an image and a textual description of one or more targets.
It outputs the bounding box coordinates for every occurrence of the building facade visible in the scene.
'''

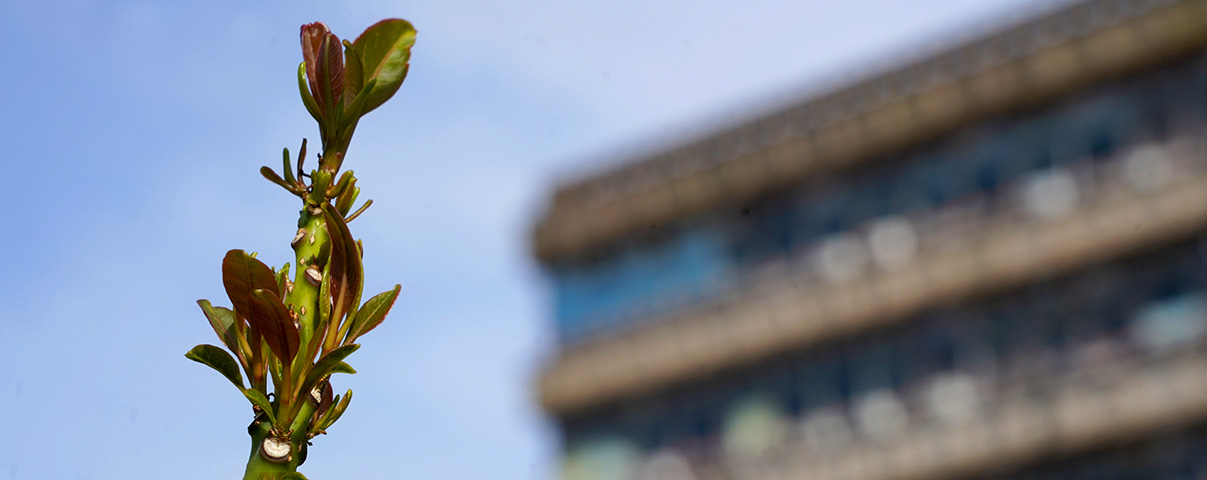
[532,0,1207,478]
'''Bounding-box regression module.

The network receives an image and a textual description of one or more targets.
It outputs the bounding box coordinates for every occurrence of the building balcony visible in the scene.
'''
[689,348,1207,480]
[541,133,1207,415]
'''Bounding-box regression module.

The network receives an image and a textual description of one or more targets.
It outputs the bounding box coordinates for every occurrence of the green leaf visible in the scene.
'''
[249,289,300,364]
[185,344,244,390]
[243,388,277,425]
[342,78,376,123]
[275,262,291,297]
[318,261,333,323]
[197,300,242,359]
[259,166,294,193]
[281,148,297,185]
[335,181,358,217]
[351,19,416,114]
[303,344,360,394]
[330,361,357,375]
[346,285,400,344]
[221,250,280,322]
[298,62,323,124]
[314,389,352,432]
[342,39,364,107]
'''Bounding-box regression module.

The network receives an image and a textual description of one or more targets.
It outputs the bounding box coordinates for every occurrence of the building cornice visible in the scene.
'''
[533,0,1207,262]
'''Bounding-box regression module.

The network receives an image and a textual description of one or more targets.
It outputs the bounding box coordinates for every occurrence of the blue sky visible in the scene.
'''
[0,0,1042,478]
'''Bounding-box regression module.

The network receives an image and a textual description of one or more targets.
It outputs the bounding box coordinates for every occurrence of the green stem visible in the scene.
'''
[243,401,317,480]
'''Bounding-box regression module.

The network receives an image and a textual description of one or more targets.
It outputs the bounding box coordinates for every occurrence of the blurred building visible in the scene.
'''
[531,0,1207,478]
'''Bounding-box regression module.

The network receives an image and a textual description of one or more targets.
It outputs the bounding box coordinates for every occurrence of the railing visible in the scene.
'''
[691,349,1207,480]
[540,134,1207,415]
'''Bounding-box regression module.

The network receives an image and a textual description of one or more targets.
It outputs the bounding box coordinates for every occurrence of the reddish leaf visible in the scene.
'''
[315,381,334,419]
[300,22,345,119]
[322,204,362,322]
[317,32,345,112]
[300,22,329,115]
[221,250,280,321]
[249,289,300,363]
[351,19,416,114]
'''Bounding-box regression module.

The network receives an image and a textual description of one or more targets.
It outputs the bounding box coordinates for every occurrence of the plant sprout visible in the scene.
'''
[185,19,416,480]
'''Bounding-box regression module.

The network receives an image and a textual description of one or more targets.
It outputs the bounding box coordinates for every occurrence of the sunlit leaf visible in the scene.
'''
[303,344,360,394]
[249,289,300,364]
[197,300,242,359]
[221,250,280,321]
[330,361,356,376]
[185,344,244,390]
[243,388,277,425]
[345,285,399,344]
[351,19,415,114]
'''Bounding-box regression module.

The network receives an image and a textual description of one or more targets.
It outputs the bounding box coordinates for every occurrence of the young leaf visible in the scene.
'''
[221,250,280,321]
[197,300,242,359]
[342,39,365,108]
[319,33,345,114]
[345,285,400,344]
[243,388,277,425]
[327,388,353,426]
[330,361,357,376]
[318,261,333,323]
[351,19,416,114]
[275,262,291,296]
[322,204,363,325]
[316,381,334,418]
[300,22,331,114]
[301,22,345,129]
[314,389,353,432]
[281,148,297,185]
[260,166,294,193]
[298,62,324,124]
[248,289,300,364]
[335,180,358,217]
[185,344,244,390]
[303,344,360,394]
